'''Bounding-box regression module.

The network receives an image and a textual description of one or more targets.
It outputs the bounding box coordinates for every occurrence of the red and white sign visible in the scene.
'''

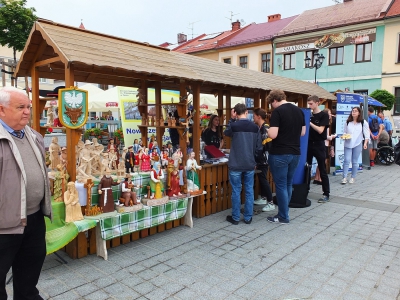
[200,104,208,109]
[106,102,118,107]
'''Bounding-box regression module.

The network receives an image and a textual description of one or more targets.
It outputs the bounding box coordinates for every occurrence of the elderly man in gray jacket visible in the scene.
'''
[0,87,52,300]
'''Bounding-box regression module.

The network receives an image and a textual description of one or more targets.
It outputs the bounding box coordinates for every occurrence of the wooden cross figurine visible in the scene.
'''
[84,179,94,213]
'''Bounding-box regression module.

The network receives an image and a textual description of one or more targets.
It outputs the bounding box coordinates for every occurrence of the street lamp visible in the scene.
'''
[305,51,325,84]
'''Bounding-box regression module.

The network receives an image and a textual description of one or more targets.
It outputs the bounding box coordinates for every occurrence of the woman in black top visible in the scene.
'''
[201,115,224,149]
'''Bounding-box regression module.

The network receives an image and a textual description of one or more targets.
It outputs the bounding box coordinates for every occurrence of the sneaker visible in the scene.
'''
[370,160,375,167]
[349,178,355,184]
[262,202,276,212]
[341,178,347,184]
[313,180,322,185]
[318,195,330,203]
[243,218,252,224]
[267,215,289,224]
[254,198,267,205]
[226,215,239,225]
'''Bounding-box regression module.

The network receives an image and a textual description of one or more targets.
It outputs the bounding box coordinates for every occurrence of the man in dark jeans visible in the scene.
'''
[307,95,330,203]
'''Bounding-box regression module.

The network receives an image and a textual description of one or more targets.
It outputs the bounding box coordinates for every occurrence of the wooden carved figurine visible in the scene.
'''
[120,175,137,206]
[167,117,172,126]
[45,106,54,127]
[141,114,146,125]
[186,151,202,192]
[149,162,164,199]
[160,116,164,126]
[171,118,176,127]
[64,182,84,222]
[49,137,61,171]
[98,168,120,213]
[151,116,155,126]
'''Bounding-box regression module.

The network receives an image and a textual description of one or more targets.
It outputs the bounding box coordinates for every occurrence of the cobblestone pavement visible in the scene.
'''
[6,164,400,299]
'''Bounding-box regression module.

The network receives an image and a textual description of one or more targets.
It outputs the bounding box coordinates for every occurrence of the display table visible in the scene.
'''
[45,201,97,255]
[94,197,193,260]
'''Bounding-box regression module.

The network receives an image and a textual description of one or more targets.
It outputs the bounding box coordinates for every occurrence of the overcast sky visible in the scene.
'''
[26,0,336,45]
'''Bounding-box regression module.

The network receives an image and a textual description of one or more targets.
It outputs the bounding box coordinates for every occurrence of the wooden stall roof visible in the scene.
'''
[16,20,335,100]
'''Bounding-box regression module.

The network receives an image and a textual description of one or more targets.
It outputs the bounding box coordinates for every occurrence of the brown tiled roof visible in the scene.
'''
[16,20,335,100]
[386,0,400,16]
[278,0,391,36]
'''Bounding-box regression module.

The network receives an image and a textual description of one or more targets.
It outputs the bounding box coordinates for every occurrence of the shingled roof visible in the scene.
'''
[278,0,392,36]
[16,20,335,100]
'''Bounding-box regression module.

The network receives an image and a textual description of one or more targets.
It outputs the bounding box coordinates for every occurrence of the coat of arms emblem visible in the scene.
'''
[58,87,88,129]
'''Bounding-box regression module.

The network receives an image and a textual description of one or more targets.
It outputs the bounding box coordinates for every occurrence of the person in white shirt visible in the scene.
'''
[341,107,370,184]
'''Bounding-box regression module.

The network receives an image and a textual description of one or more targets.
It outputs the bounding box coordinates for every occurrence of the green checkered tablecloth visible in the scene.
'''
[45,200,97,255]
[99,198,188,240]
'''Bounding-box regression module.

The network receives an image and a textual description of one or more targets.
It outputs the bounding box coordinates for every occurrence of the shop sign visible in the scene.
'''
[106,102,118,107]
[276,28,376,54]
[58,87,88,129]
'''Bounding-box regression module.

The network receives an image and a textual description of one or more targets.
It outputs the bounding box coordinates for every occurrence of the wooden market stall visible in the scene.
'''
[15,20,335,257]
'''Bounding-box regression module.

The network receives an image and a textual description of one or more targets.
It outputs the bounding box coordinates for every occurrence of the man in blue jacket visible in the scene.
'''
[224,103,261,225]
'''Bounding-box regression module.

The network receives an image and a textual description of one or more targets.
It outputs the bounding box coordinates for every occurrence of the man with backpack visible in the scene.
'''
[368,106,384,167]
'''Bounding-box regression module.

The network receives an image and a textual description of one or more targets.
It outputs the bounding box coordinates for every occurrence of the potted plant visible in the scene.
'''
[84,128,102,139]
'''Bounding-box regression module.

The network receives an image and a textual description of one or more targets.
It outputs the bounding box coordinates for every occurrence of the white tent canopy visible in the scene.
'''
[88,86,121,112]
[200,94,245,114]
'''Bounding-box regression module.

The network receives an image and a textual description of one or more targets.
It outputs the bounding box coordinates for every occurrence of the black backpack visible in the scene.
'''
[369,116,380,133]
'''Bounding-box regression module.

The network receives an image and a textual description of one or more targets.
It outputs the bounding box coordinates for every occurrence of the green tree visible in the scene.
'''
[0,0,37,68]
[369,89,395,111]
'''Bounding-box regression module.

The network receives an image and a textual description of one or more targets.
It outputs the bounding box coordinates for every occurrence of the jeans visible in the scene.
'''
[0,210,46,300]
[307,141,330,197]
[269,154,300,221]
[229,170,255,222]
[343,143,362,178]
[257,165,273,202]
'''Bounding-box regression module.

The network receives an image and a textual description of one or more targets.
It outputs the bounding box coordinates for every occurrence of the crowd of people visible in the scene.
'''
[221,90,395,226]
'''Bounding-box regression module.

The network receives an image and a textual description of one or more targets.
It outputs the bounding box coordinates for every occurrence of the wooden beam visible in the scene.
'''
[192,83,200,163]
[254,90,260,108]
[28,40,48,71]
[154,81,163,147]
[34,56,61,67]
[64,64,78,181]
[30,66,41,133]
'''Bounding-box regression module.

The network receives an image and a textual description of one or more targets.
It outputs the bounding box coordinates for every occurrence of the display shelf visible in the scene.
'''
[138,125,185,129]
[138,102,186,107]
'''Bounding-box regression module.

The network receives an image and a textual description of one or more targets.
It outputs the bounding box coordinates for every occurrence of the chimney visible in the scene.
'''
[232,20,241,31]
[268,14,281,22]
[177,33,187,44]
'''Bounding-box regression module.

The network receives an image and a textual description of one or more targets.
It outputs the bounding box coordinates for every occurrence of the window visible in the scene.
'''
[223,58,231,64]
[398,34,400,63]
[353,89,368,95]
[329,47,344,65]
[284,53,295,70]
[239,56,248,68]
[304,50,317,67]
[261,53,271,73]
[355,43,372,62]
[394,87,400,115]
[39,78,47,83]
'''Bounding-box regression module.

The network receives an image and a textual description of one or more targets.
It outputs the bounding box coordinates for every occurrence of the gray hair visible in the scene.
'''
[0,87,28,107]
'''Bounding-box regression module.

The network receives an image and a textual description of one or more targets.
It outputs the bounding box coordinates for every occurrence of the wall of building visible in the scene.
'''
[193,52,219,61]
[273,25,385,95]
[218,42,272,71]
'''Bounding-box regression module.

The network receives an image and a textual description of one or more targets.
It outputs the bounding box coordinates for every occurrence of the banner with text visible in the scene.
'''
[334,93,365,174]
[118,86,180,147]
[276,28,376,54]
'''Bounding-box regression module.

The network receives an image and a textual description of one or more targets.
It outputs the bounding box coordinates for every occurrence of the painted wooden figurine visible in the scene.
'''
[98,168,120,213]
[186,151,202,192]
[150,162,164,199]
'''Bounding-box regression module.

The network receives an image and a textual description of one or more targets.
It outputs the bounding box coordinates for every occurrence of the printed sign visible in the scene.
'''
[58,87,88,129]
[334,93,365,174]
[276,28,376,54]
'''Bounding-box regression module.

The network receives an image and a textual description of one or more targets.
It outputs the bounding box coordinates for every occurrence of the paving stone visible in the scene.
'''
[103,282,137,298]
[93,276,117,289]
[84,290,111,300]
[74,283,98,297]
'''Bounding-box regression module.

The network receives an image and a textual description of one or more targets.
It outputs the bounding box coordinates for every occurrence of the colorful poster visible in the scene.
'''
[334,93,365,174]
[118,86,180,147]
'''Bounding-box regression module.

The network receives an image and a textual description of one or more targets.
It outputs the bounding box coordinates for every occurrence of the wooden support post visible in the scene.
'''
[141,80,149,146]
[225,90,232,149]
[154,81,163,147]
[30,66,41,133]
[254,90,260,108]
[192,83,200,162]
[260,90,267,111]
[64,65,79,181]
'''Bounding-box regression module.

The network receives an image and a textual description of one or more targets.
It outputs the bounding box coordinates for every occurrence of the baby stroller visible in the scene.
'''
[376,142,395,165]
